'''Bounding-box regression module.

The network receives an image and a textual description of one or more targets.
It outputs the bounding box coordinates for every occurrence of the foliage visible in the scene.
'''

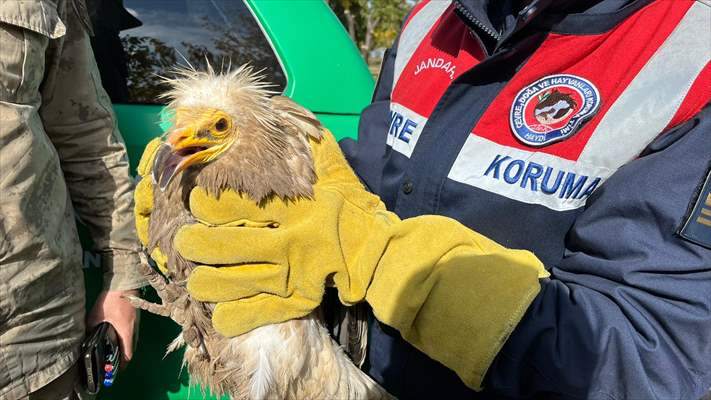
[121,36,177,102]
[120,13,285,103]
[326,0,412,64]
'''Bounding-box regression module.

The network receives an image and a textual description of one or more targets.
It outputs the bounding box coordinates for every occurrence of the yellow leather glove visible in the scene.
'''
[176,130,549,390]
[134,137,168,273]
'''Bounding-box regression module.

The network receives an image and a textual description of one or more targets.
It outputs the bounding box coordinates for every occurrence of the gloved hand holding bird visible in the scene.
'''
[130,65,390,399]
[131,64,548,399]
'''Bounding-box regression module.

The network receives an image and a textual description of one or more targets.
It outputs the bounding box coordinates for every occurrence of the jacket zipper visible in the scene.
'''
[454,1,501,41]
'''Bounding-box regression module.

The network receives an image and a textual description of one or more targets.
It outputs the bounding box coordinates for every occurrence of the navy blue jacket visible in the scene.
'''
[341,0,711,398]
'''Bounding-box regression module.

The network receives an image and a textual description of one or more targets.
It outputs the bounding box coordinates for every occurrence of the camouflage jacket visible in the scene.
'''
[0,0,144,398]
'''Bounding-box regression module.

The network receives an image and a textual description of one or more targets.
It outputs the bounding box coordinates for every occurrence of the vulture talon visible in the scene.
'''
[125,295,172,318]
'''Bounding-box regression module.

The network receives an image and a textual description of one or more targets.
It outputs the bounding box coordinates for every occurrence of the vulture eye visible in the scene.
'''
[214,118,229,132]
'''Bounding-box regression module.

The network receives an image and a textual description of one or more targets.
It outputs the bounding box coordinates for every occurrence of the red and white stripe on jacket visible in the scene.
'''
[386,0,710,211]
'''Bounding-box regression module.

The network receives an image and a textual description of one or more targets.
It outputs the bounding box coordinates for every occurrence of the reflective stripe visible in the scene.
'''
[392,1,451,90]
[386,102,428,158]
[448,135,614,211]
[579,1,711,165]
[448,2,710,211]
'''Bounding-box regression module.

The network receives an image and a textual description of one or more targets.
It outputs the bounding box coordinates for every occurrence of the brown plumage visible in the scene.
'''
[128,65,391,399]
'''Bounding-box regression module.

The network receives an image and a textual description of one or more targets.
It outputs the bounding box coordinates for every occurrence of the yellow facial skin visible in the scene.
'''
[156,108,237,190]
[172,107,236,161]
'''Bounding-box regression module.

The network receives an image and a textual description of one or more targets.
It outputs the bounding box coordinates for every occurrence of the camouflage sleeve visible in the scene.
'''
[39,0,145,291]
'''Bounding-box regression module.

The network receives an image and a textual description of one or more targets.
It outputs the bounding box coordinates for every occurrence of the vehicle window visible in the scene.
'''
[90,0,287,104]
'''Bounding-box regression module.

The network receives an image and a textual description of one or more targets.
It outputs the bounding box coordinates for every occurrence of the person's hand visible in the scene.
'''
[134,137,168,273]
[86,290,140,365]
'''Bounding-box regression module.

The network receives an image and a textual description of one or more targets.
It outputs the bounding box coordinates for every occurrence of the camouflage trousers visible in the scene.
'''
[0,0,141,398]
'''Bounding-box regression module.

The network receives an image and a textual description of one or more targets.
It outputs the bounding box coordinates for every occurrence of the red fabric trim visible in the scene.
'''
[472,0,695,161]
[392,5,483,116]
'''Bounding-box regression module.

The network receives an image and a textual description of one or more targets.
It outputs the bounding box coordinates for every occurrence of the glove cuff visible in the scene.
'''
[363,215,546,390]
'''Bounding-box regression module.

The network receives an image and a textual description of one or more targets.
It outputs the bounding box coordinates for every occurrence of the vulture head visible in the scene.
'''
[153,65,323,202]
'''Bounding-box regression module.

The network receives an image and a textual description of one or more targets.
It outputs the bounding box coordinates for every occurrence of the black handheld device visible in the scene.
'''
[80,322,122,394]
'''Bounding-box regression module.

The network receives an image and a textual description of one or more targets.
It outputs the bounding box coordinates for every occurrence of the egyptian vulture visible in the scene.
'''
[130,65,390,400]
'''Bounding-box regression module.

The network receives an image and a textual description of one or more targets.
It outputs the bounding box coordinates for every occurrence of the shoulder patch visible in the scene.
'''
[510,74,600,147]
[678,166,711,249]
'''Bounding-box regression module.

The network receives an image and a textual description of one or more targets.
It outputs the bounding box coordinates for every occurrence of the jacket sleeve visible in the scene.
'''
[339,34,398,194]
[485,104,711,399]
[38,0,144,291]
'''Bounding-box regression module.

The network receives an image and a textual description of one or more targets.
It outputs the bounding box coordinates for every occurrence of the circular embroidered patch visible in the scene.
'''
[510,74,600,147]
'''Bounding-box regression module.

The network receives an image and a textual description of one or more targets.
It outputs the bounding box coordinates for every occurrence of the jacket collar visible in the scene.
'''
[452,0,550,53]
[452,0,655,53]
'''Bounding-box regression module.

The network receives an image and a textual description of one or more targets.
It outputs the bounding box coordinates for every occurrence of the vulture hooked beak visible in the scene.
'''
[153,121,233,191]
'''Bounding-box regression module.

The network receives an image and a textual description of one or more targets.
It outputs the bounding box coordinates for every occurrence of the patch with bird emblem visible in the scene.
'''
[678,166,711,250]
[510,74,600,147]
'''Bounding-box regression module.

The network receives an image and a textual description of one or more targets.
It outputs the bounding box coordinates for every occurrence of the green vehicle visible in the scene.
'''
[81,1,374,398]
